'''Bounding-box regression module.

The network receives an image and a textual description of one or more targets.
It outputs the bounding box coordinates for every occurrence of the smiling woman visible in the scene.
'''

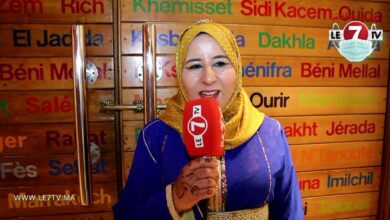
[182,34,237,109]
[113,20,303,220]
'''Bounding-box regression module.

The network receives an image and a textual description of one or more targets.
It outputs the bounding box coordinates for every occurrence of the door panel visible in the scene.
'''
[0,0,116,219]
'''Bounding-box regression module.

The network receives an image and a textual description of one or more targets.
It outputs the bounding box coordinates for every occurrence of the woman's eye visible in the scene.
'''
[214,61,228,67]
[186,64,202,70]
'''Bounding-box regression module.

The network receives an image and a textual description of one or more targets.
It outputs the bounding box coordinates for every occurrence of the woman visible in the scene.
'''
[113,20,303,220]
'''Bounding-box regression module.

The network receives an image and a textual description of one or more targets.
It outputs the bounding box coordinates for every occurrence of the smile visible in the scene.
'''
[199,90,220,98]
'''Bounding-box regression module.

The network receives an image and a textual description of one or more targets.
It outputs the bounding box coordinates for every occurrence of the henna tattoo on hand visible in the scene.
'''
[185,172,194,179]
[175,174,188,199]
[190,185,199,194]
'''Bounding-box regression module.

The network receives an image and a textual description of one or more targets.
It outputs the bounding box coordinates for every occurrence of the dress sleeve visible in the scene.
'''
[112,128,174,220]
[269,129,304,220]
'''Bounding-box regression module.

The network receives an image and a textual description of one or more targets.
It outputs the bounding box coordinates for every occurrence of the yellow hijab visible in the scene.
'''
[160,20,264,150]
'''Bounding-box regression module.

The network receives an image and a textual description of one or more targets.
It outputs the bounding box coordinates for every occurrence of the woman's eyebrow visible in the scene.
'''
[213,55,228,59]
[185,58,201,65]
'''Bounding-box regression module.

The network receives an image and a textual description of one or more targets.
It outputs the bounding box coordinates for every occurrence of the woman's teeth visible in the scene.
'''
[199,91,219,98]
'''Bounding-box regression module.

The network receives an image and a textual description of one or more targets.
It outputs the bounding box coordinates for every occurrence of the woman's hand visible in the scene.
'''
[172,157,220,214]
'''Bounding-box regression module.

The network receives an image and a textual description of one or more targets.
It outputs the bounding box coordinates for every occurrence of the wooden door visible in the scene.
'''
[0,1,118,219]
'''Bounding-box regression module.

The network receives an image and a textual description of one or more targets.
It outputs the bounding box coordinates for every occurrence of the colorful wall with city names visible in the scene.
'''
[0,0,389,219]
[119,1,389,219]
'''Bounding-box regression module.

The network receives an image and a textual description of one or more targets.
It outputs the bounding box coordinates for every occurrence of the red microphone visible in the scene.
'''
[183,98,224,157]
[183,98,225,211]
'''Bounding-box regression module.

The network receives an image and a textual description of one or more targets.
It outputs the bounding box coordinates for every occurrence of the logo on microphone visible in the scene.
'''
[329,21,383,62]
[187,105,208,148]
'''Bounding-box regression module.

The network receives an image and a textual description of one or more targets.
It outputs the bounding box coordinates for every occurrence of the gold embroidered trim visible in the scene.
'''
[209,157,222,211]
[142,120,160,164]
[257,131,272,204]
[161,132,169,153]
[166,184,181,220]
[208,204,269,220]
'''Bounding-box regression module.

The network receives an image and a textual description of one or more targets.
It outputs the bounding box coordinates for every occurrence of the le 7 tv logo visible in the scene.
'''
[329,21,383,41]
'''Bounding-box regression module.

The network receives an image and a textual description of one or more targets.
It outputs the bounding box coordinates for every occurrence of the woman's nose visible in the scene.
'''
[201,66,217,85]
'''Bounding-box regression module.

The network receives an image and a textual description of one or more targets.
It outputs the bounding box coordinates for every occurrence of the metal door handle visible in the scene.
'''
[72,24,92,206]
[142,24,157,124]
[99,24,161,125]
[99,99,166,112]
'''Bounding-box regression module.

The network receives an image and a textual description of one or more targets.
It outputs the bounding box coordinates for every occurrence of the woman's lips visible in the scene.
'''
[199,90,220,99]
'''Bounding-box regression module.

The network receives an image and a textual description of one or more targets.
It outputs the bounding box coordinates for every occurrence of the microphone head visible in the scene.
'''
[183,98,224,157]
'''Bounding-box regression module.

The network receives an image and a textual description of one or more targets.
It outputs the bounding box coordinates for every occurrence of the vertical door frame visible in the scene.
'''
[378,59,390,220]
[113,0,124,196]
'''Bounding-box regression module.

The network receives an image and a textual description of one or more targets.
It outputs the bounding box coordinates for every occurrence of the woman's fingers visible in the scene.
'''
[185,157,219,172]
[193,167,219,180]
[189,178,218,202]
[193,186,218,198]
[181,157,219,181]
[172,157,221,213]
[191,177,217,192]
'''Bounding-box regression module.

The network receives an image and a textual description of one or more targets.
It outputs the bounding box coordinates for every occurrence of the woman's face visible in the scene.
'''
[182,34,237,108]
